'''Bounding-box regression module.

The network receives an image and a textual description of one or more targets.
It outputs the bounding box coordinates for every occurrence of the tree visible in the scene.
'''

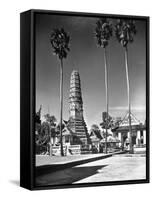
[95,18,113,153]
[50,28,70,156]
[100,112,114,139]
[110,117,122,131]
[35,114,57,155]
[44,114,57,126]
[100,112,113,129]
[115,19,136,153]
[35,105,42,124]
[35,121,50,154]
[56,123,67,136]
[44,114,57,155]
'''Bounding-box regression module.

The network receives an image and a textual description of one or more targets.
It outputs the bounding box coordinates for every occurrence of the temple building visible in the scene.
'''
[35,71,91,155]
[66,70,91,145]
[112,112,146,150]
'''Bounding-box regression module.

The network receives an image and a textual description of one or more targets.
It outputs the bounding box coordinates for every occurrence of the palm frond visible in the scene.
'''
[114,19,137,47]
[95,18,113,48]
[50,28,70,60]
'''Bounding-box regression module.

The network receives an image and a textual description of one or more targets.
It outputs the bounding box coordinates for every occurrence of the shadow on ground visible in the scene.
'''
[36,165,107,186]
[9,180,20,186]
[36,154,112,177]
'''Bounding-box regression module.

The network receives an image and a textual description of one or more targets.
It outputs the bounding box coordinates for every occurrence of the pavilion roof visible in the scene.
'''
[119,112,142,127]
[100,136,120,143]
[112,112,145,132]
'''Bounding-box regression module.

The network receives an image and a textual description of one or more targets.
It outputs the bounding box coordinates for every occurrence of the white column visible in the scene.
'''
[118,132,122,147]
[51,137,53,145]
[143,130,146,145]
[126,132,130,150]
[136,130,141,145]
[55,136,58,145]
[97,143,100,153]
[118,132,121,141]
[63,136,65,144]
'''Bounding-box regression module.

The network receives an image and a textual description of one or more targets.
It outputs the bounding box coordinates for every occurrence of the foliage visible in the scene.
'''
[35,114,58,146]
[100,112,113,129]
[35,121,50,146]
[35,105,42,124]
[95,18,113,48]
[44,114,57,126]
[35,114,41,124]
[91,124,100,130]
[56,123,66,134]
[100,112,122,131]
[50,28,70,60]
[115,19,136,47]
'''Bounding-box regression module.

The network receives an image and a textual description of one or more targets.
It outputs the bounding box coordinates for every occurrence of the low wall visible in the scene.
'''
[52,144,91,156]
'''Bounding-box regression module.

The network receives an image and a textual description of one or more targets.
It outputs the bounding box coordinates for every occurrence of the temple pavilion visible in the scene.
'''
[112,112,146,149]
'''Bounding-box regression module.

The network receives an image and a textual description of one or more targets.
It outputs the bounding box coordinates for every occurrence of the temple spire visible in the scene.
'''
[68,70,91,145]
[69,70,83,119]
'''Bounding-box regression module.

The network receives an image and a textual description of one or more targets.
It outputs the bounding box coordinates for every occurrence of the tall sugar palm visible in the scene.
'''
[95,18,113,154]
[115,19,136,153]
[50,28,70,156]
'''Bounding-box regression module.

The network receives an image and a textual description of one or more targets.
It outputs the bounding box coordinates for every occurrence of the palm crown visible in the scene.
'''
[95,18,113,48]
[115,19,136,47]
[50,28,70,60]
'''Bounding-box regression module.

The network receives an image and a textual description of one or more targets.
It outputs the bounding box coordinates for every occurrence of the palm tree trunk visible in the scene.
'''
[60,59,64,156]
[124,47,133,153]
[104,48,108,154]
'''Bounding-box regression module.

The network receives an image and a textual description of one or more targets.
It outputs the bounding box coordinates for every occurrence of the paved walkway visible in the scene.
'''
[36,154,146,186]
[36,152,125,178]
[36,153,106,166]
[75,154,146,183]
[36,151,124,166]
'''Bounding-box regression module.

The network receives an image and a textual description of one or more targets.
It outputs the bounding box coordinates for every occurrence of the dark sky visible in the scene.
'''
[35,13,146,128]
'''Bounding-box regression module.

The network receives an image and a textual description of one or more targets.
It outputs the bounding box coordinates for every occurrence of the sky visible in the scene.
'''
[35,13,146,129]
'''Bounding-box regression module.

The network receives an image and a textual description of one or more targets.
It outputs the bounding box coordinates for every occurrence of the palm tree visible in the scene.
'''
[50,28,70,156]
[95,18,113,154]
[115,19,136,153]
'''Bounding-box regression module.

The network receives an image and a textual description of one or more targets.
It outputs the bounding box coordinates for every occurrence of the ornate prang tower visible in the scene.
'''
[68,70,91,145]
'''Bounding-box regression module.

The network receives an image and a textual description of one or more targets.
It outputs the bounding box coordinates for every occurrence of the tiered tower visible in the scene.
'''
[67,70,91,145]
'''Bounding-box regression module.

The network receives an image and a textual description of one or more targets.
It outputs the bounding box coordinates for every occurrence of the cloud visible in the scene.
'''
[109,106,146,112]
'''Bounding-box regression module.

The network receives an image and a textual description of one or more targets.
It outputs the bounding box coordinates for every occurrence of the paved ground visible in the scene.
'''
[36,154,106,166]
[36,154,146,186]
[36,151,125,166]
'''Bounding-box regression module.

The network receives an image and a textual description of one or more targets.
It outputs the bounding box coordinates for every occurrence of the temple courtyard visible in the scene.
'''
[36,153,146,186]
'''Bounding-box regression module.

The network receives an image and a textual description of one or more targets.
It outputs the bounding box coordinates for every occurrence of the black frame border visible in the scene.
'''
[20,9,150,190]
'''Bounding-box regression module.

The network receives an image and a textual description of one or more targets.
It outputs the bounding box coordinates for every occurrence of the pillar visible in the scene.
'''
[136,130,141,146]
[118,132,121,141]
[126,132,130,150]
[143,130,146,145]
[118,132,122,147]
